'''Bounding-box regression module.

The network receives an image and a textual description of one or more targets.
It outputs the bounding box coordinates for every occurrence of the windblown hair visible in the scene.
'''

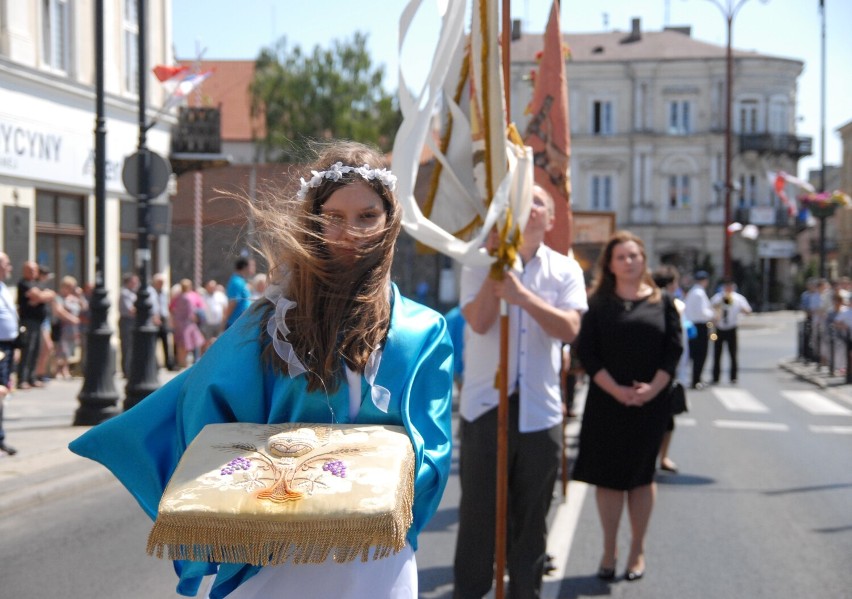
[589,230,661,303]
[250,140,402,392]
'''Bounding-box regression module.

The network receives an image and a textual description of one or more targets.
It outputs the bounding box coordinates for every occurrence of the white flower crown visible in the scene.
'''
[296,162,398,200]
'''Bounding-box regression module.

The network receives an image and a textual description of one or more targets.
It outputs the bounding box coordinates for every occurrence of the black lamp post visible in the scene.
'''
[702,0,767,278]
[818,0,827,277]
[124,0,160,410]
[74,0,120,425]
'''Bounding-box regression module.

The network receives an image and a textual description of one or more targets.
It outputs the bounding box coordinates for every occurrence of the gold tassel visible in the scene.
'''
[147,450,416,567]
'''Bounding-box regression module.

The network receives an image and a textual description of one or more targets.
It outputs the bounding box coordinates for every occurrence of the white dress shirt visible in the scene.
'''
[684,284,714,324]
[710,291,752,330]
[458,246,587,433]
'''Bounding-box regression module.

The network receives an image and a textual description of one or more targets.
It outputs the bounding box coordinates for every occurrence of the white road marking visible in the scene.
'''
[713,419,789,431]
[781,391,852,416]
[711,388,770,413]
[542,481,589,599]
[809,425,852,435]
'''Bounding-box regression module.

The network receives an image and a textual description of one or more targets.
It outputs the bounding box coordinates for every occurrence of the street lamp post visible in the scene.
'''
[74,0,120,425]
[702,0,766,279]
[124,0,160,410]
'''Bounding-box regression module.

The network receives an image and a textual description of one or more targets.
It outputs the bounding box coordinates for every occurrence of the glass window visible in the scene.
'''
[667,101,691,135]
[592,101,613,135]
[35,190,86,289]
[120,200,137,233]
[739,100,759,134]
[591,175,613,210]
[119,200,158,282]
[669,175,691,208]
[769,99,787,134]
[41,0,70,73]
[123,1,139,94]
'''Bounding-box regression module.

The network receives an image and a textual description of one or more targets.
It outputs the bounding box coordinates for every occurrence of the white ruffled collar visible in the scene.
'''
[263,284,391,413]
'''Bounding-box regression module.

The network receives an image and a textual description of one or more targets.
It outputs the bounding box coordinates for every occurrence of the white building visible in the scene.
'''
[0,0,173,310]
[510,18,811,303]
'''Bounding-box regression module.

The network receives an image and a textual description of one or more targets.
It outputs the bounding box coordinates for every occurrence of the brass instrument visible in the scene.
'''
[710,293,733,342]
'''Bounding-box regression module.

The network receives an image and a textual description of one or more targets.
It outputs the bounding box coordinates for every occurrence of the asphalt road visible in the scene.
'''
[2,311,851,598]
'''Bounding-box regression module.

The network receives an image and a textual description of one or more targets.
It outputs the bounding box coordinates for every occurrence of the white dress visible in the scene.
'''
[209,546,417,599]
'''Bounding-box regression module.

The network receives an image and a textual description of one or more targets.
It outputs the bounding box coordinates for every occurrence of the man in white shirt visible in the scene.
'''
[453,187,587,599]
[710,279,752,384]
[683,270,715,389]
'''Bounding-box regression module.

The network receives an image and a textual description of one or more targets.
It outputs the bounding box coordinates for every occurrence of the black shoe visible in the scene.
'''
[0,441,17,456]
[624,569,644,582]
[543,553,557,575]
[659,459,678,473]
[597,565,616,580]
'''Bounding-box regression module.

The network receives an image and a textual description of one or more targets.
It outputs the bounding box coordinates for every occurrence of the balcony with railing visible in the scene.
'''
[734,206,792,228]
[739,133,813,159]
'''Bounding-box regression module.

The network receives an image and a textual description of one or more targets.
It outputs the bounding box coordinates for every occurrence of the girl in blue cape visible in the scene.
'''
[70,141,454,599]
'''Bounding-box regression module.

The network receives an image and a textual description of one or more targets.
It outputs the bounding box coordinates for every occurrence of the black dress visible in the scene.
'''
[571,293,683,490]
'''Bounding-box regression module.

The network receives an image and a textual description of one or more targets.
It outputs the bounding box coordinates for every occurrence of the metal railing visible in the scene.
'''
[797,317,852,384]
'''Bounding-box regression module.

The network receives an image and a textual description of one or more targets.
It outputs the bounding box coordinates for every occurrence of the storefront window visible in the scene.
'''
[120,199,158,281]
[35,190,85,288]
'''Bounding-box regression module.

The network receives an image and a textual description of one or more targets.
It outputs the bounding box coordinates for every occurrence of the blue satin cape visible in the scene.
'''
[69,285,453,598]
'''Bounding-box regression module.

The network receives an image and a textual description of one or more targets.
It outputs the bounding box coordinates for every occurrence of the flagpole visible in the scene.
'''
[494,2,512,598]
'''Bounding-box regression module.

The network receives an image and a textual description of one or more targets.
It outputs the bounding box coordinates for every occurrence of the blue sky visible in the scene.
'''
[173,0,852,180]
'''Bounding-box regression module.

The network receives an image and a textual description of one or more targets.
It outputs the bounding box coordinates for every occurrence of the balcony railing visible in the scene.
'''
[739,133,813,158]
[734,206,792,228]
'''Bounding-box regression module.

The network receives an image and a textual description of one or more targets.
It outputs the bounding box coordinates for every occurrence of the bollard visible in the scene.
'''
[846,329,852,385]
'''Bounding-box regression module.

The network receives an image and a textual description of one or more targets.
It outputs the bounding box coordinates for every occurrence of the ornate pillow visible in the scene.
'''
[147,423,415,566]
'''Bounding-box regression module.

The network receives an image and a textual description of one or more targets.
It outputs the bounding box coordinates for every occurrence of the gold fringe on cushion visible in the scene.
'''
[147,447,415,566]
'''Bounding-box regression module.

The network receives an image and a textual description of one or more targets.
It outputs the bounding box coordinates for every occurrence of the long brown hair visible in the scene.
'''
[250,140,402,392]
[589,230,660,303]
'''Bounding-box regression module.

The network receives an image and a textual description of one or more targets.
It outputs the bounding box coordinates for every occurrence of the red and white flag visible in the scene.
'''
[768,170,815,216]
[152,64,189,82]
[152,64,213,109]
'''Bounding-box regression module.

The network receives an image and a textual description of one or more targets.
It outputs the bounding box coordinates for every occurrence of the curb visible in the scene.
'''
[0,458,114,516]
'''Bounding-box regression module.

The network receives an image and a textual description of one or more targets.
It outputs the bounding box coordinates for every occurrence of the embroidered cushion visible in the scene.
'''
[147,423,415,566]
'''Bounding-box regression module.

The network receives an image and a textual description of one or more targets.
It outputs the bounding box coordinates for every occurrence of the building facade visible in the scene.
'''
[510,18,811,305]
[0,0,173,315]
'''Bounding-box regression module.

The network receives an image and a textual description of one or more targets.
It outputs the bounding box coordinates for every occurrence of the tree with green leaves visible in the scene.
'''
[250,32,401,162]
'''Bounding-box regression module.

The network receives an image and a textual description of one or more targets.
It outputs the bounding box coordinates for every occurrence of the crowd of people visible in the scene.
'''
[800,276,852,371]
[0,138,771,595]
[117,260,266,374]
[0,252,271,460]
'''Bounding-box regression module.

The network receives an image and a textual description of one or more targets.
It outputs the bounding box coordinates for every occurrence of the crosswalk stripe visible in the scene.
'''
[714,420,789,431]
[711,388,770,413]
[781,391,852,416]
[809,425,852,434]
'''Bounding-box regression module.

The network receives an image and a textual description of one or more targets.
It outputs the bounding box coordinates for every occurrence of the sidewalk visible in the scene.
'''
[0,369,179,515]
[779,357,852,404]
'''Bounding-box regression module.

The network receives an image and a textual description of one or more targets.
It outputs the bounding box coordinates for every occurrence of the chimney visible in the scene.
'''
[620,17,642,44]
[632,18,641,38]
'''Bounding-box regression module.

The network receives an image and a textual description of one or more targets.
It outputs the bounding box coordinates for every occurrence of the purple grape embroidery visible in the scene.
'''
[322,460,347,478]
[220,456,252,476]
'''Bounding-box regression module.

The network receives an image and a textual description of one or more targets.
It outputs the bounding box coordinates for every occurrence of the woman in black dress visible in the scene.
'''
[572,231,682,582]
